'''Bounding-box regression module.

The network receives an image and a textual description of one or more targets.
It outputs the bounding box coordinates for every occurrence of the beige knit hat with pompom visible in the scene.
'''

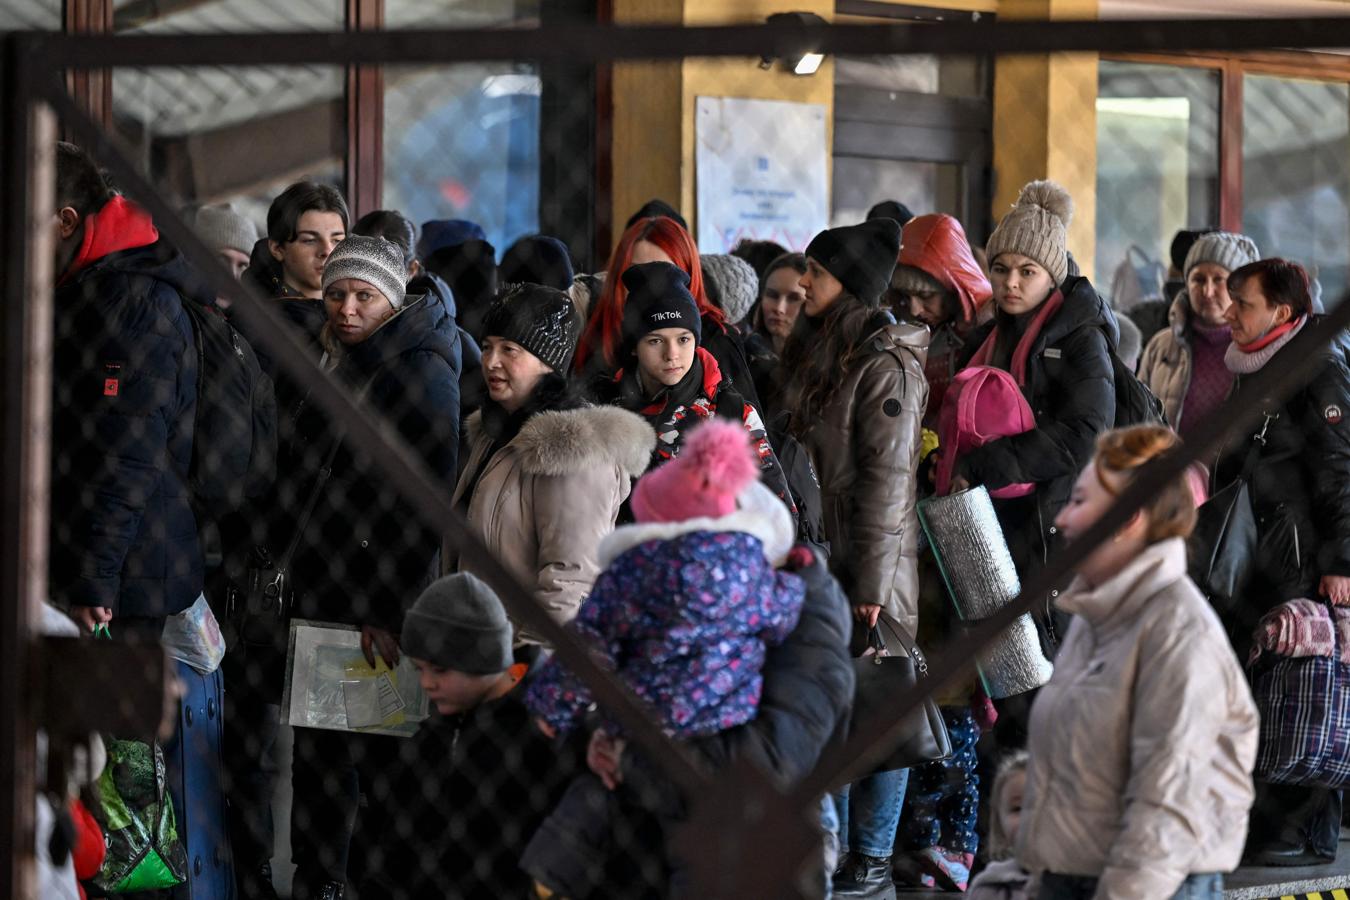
[985,180,1074,285]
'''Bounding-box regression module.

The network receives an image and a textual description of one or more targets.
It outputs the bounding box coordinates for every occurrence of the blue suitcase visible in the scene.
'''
[164,658,237,899]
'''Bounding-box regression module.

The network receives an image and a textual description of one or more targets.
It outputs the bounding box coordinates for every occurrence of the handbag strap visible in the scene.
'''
[871,611,930,677]
[1237,410,1278,483]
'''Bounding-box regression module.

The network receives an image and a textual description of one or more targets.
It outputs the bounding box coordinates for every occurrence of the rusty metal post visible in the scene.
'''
[0,34,57,900]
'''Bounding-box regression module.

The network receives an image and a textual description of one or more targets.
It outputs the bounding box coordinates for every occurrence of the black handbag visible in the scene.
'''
[1190,412,1273,608]
[848,611,953,774]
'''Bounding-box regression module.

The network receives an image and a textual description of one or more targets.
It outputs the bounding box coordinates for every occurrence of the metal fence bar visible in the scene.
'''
[0,39,56,900]
[24,16,1350,69]
[29,59,710,798]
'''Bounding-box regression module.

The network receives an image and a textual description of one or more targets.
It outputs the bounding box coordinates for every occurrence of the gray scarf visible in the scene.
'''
[1224,316,1306,375]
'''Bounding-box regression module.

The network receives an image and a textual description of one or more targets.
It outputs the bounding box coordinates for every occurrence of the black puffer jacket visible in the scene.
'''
[958,275,1119,575]
[1214,317,1350,605]
[277,294,461,629]
[51,238,204,618]
[408,269,486,415]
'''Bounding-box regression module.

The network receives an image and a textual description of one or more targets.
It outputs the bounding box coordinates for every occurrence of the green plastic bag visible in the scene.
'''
[89,738,188,893]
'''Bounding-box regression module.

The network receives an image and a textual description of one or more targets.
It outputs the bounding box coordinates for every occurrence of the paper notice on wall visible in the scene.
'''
[695,96,829,254]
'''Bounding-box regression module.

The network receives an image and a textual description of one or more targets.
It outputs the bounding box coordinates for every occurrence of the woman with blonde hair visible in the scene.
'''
[1018,425,1258,899]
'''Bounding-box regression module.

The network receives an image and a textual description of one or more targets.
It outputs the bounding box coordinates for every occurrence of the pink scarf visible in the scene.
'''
[967,290,1067,386]
[1251,599,1350,665]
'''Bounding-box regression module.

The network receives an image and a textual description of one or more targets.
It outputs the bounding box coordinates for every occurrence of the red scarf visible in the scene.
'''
[58,195,160,286]
[968,290,1066,386]
[1236,315,1303,354]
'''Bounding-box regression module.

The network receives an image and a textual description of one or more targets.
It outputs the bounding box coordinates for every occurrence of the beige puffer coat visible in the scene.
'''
[803,321,929,632]
[1017,538,1258,899]
[449,404,655,646]
[1136,293,1194,428]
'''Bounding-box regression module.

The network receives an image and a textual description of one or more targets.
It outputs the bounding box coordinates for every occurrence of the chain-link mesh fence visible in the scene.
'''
[9,10,1350,900]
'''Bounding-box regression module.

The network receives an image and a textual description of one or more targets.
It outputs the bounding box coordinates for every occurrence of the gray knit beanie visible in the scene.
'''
[401,573,513,675]
[193,203,260,256]
[985,180,1074,285]
[322,235,409,309]
[1183,231,1260,278]
[701,253,759,324]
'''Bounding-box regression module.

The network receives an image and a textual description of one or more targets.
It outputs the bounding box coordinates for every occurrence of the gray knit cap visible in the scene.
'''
[1183,231,1260,278]
[701,253,759,324]
[401,573,512,675]
[985,180,1074,285]
[193,203,260,256]
[322,235,409,309]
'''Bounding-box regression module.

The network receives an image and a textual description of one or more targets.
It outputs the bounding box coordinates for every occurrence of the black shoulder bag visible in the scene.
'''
[849,611,953,774]
[1190,412,1275,610]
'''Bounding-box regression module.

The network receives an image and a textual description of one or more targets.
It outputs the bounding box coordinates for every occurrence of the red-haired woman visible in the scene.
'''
[575,215,759,407]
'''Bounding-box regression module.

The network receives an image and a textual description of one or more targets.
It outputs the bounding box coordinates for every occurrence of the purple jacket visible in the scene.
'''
[526,489,804,739]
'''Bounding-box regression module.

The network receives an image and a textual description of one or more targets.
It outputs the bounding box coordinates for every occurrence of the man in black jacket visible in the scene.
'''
[50,141,203,638]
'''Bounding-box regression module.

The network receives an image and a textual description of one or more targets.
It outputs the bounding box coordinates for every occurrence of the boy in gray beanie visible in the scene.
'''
[374,572,582,897]
[401,572,514,714]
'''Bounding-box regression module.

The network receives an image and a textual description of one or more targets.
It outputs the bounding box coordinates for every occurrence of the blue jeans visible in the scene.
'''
[832,768,910,858]
[1039,872,1222,900]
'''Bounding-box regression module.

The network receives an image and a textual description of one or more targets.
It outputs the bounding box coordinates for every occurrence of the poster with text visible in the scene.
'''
[695,96,828,254]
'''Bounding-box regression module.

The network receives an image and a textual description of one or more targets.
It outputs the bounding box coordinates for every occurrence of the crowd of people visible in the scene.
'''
[39,135,1350,900]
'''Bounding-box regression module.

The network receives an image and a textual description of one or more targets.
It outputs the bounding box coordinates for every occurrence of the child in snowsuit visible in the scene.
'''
[523,419,806,896]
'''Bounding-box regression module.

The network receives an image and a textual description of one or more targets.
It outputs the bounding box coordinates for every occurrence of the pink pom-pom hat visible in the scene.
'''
[630,419,760,524]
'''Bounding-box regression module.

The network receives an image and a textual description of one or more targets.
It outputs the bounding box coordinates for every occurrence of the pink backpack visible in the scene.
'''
[935,366,1036,498]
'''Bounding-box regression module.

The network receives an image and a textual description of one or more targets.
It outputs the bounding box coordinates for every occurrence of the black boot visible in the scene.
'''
[237,860,281,900]
[831,852,896,899]
[316,882,346,900]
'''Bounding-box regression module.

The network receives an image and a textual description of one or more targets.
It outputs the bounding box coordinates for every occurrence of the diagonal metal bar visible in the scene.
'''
[24,16,1350,70]
[790,290,1350,806]
[33,64,709,797]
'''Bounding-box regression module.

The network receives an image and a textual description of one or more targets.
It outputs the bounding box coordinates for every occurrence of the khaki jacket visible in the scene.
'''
[450,404,655,646]
[1017,538,1258,899]
[803,321,929,632]
[1136,293,1194,428]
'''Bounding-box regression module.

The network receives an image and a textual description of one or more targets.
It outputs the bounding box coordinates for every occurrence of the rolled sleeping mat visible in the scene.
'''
[917,486,1054,699]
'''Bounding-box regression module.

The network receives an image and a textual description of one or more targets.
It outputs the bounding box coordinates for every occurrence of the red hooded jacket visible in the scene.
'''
[898,214,993,423]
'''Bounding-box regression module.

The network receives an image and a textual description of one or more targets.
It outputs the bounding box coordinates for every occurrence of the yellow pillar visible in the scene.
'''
[608,0,834,252]
[992,0,1099,278]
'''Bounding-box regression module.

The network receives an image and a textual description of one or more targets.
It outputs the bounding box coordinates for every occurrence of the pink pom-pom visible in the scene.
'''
[682,419,758,496]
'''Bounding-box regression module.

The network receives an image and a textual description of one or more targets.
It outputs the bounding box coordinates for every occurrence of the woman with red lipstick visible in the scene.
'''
[1208,258,1350,868]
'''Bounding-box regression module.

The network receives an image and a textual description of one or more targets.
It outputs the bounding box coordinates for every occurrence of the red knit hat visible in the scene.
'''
[631,420,760,524]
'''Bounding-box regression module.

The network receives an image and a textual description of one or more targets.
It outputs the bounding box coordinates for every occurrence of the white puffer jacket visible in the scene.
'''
[1016,538,1258,899]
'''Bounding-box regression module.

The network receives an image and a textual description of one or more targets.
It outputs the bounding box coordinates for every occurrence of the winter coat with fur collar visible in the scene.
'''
[451,402,655,646]
[526,485,804,739]
[1017,538,1257,898]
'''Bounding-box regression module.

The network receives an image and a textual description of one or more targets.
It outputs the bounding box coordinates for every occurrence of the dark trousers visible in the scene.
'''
[290,727,400,895]
[1246,782,1342,859]
[221,646,280,872]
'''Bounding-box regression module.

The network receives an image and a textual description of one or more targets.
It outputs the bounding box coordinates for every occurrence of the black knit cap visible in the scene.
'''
[867,200,915,226]
[499,235,575,291]
[621,262,702,357]
[481,283,581,372]
[625,199,688,233]
[804,218,902,307]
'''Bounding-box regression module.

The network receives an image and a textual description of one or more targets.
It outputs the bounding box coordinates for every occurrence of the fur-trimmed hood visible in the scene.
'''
[466,403,654,479]
[599,481,795,567]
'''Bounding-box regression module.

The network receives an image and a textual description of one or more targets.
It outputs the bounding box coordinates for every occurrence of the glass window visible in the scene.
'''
[1096,61,1220,306]
[382,0,542,255]
[831,157,960,227]
[109,0,345,223]
[835,54,988,98]
[0,0,60,31]
[1242,73,1350,308]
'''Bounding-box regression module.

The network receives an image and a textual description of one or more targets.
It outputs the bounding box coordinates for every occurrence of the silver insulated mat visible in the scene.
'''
[918,486,1054,699]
